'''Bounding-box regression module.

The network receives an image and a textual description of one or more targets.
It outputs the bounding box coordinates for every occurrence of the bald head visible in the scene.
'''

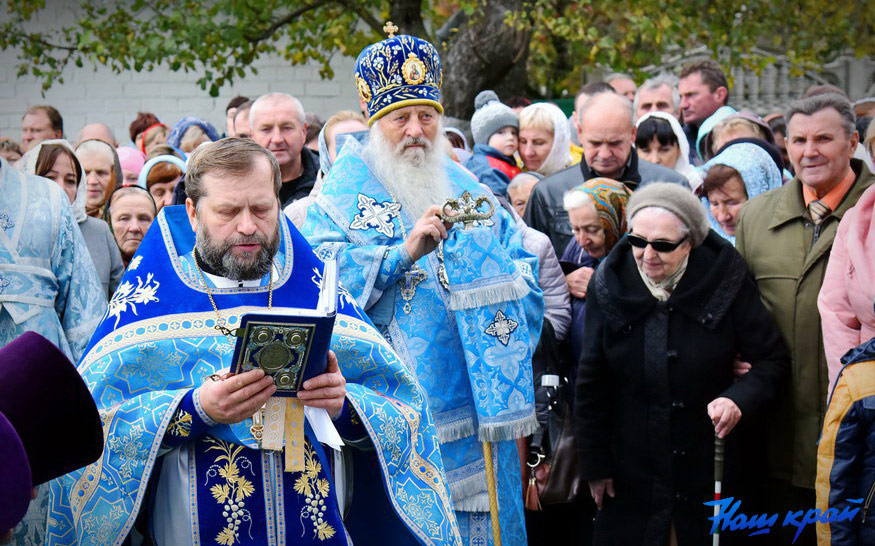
[578,92,636,179]
[578,92,635,128]
[249,93,307,181]
[250,93,305,127]
[76,123,117,147]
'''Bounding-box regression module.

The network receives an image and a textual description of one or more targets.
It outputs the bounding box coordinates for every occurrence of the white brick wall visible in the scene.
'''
[0,3,360,146]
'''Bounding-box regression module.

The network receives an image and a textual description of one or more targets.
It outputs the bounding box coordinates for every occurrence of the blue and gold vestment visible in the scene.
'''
[46,206,460,546]
[301,139,544,545]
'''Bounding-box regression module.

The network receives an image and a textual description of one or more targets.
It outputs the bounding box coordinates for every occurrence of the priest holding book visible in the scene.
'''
[302,26,544,545]
[46,138,461,546]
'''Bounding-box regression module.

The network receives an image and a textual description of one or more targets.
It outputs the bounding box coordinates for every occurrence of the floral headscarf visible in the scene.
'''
[573,177,632,250]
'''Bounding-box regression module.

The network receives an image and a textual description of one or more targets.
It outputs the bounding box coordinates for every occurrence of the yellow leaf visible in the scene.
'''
[215,526,236,545]
[293,475,312,497]
[210,483,230,504]
[316,522,336,540]
[218,462,239,484]
[235,478,255,501]
[304,457,321,478]
[316,478,330,498]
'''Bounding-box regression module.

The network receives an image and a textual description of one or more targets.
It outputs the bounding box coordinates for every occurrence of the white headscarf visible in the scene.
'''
[636,111,703,191]
[520,102,572,177]
[19,138,87,224]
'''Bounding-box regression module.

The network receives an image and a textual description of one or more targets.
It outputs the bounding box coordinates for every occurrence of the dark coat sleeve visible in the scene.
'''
[718,272,790,416]
[574,275,614,481]
[523,182,551,238]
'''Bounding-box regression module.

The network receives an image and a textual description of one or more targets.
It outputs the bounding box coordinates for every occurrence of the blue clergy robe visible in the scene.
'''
[46,206,461,546]
[301,138,544,546]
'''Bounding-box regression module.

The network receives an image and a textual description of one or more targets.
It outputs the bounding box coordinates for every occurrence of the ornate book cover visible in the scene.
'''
[230,260,338,396]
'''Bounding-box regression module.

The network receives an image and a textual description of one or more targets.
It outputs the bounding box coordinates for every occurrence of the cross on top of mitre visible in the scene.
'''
[383,21,399,38]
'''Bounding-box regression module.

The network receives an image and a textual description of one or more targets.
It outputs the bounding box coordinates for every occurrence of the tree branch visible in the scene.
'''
[436,10,467,44]
[246,1,330,43]
[336,0,383,34]
[21,33,78,52]
[390,0,427,38]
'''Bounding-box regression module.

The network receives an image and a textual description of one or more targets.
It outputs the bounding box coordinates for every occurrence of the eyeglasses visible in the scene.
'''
[627,233,688,253]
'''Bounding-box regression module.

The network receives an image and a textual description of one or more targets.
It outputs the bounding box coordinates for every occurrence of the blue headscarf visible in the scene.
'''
[166,116,220,150]
[701,142,783,244]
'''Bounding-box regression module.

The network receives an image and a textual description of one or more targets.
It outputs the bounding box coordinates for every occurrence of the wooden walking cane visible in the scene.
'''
[482,441,502,546]
[713,435,725,546]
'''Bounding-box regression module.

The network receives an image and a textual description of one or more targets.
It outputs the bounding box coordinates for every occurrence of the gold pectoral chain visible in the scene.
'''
[193,251,272,445]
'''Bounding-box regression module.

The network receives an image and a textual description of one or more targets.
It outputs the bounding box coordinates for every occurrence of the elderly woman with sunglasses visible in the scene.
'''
[573,183,788,545]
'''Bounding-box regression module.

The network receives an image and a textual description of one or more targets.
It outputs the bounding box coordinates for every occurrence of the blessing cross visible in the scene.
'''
[440,190,495,230]
[383,21,399,38]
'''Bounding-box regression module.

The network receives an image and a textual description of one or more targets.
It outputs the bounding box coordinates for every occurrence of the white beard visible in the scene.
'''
[365,122,451,220]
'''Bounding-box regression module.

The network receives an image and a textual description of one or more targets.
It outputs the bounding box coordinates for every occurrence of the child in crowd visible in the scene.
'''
[465,90,521,197]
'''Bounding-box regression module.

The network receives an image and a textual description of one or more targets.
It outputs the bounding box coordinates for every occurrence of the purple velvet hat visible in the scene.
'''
[0,332,103,487]
[0,410,31,535]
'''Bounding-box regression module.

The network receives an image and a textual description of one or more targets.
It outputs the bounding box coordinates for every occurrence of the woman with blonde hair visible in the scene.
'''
[519,102,573,176]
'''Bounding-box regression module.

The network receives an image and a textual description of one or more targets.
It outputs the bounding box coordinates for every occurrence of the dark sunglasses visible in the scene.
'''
[627,234,688,253]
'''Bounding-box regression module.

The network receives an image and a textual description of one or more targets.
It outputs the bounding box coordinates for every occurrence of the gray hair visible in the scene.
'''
[634,74,680,114]
[75,138,123,187]
[786,93,856,137]
[75,123,117,146]
[249,92,306,127]
[186,137,282,209]
[605,73,633,84]
[579,91,634,127]
[508,172,541,194]
[563,189,596,212]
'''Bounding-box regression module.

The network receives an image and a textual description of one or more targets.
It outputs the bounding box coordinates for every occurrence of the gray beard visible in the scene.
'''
[365,124,451,220]
[195,220,279,281]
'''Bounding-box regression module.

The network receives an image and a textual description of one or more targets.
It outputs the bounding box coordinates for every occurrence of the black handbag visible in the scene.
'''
[525,320,583,510]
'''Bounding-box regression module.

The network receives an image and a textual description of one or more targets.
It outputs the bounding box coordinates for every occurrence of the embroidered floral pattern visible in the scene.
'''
[349,193,401,237]
[128,255,143,271]
[204,438,255,545]
[293,442,336,541]
[167,409,192,437]
[485,310,519,346]
[106,273,161,328]
[396,488,440,538]
[373,404,404,464]
[82,505,125,545]
[106,423,145,480]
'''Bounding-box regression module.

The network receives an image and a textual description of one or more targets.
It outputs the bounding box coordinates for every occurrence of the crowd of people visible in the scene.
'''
[2,25,875,546]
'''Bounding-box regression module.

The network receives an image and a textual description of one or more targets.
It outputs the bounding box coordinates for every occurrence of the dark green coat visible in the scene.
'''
[735,159,875,488]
